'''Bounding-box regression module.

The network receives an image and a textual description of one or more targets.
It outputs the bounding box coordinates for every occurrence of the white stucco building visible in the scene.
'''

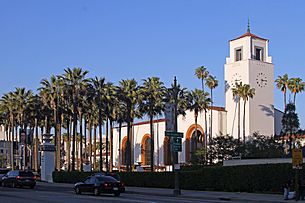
[111,28,283,170]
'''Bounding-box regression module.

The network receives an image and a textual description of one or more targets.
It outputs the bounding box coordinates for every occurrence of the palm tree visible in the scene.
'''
[231,82,243,142]
[39,75,64,171]
[188,89,211,154]
[90,77,107,171]
[139,77,165,172]
[288,77,305,105]
[195,66,209,143]
[240,84,255,142]
[0,92,17,169]
[118,79,141,172]
[275,74,289,109]
[195,66,209,92]
[61,67,89,171]
[205,75,218,138]
[103,83,116,172]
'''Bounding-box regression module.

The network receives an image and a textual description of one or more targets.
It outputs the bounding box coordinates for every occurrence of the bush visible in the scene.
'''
[53,163,302,193]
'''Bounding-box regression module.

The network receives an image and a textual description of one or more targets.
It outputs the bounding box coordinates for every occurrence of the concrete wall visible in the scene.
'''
[223,158,295,166]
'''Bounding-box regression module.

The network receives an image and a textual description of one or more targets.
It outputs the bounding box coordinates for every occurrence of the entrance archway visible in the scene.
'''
[141,134,151,165]
[185,124,204,163]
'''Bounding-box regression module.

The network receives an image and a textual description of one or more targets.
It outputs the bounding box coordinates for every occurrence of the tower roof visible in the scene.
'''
[230,31,267,42]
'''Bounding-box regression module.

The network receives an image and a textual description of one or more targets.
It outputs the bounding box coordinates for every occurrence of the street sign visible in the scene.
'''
[171,137,182,152]
[165,131,183,138]
[292,148,303,169]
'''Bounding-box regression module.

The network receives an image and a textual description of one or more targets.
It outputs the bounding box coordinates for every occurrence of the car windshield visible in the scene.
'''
[20,171,34,177]
[96,176,117,182]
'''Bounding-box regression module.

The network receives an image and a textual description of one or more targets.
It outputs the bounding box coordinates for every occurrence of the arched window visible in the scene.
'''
[141,134,151,165]
[185,124,204,163]
[163,137,171,165]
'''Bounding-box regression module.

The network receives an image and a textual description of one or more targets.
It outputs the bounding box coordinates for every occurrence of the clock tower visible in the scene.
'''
[224,26,274,138]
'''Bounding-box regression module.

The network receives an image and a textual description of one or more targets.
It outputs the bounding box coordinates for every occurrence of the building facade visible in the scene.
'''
[111,29,283,170]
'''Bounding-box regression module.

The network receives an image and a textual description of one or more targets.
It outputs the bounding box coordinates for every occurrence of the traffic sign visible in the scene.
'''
[165,131,183,138]
[292,148,303,169]
[171,137,182,152]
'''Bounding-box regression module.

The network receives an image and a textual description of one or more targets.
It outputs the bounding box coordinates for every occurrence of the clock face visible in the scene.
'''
[256,72,268,88]
[231,73,242,87]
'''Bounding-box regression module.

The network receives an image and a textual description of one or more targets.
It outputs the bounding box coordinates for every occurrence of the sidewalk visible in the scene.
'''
[39,182,290,202]
[126,187,288,203]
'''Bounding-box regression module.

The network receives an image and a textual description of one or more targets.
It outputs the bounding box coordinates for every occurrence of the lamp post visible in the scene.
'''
[173,76,180,196]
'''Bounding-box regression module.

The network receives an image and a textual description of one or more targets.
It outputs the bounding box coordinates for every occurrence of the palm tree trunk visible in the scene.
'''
[93,125,97,170]
[238,100,241,142]
[67,116,71,171]
[79,112,83,171]
[98,108,103,171]
[89,122,92,168]
[34,118,39,172]
[84,118,87,164]
[72,102,77,171]
[109,120,113,172]
[118,121,122,171]
[243,100,246,143]
[210,89,213,138]
[284,89,287,110]
[150,115,154,172]
[127,119,132,172]
[294,93,297,106]
[11,122,14,170]
[106,116,109,172]
[205,110,208,142]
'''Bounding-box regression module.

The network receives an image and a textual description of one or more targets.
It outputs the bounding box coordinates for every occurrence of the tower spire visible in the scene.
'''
[247,17,251,33]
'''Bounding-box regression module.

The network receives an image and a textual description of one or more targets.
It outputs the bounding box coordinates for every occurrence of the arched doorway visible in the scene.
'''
[121,137,127,166]
[163,137,171,165]
[185,124,204,163]
[141,134,151,165]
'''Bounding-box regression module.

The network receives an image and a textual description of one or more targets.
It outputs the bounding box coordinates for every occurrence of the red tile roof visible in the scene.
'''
[230,32,267,41]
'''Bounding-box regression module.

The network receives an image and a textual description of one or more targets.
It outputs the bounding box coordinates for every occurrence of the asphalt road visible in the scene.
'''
[0,183,230,203]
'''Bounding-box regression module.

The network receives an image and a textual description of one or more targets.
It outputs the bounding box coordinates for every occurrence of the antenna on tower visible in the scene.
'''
[247,17,251,33]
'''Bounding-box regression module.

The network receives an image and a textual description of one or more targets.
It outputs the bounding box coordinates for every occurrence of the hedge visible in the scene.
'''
[53,163,302,193]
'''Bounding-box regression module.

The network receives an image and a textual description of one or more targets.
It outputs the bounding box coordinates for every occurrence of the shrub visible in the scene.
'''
[53,163,302,193]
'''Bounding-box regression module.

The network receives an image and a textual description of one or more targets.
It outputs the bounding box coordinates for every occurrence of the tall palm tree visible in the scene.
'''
[195,66,209,92]
[90,77,107,171]
[231,82,243,142]
[139,77,165,172]
[195,66,209,143]
[103,83,116,172]
[205,75,218,138]
[188,89,211,154]
[240,84,255,142]
[275,74,289,109]
[61,67,89,171]
[288,77,305,105]
[39,75,64,171]
[118,79,141,172]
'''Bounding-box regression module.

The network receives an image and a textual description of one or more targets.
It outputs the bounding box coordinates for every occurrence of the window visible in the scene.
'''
[235,48,242,61]
[255,47,263,61]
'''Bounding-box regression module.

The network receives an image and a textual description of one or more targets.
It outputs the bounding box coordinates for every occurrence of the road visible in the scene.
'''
[0,182,230,203]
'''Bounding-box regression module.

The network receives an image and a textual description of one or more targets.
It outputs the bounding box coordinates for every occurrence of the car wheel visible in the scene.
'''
[94,188,100,196]
[75,187,81,195]
[30,185,35,189]
[114,192,120,197]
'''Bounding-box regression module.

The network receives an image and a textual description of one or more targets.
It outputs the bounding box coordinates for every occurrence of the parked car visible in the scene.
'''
[0,168,10,186]
[74,175,125,196]
[93,172,121,181]
[2,170,36,189]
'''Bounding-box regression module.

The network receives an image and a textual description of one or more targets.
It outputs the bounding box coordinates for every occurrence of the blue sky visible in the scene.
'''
[1,0,305,127]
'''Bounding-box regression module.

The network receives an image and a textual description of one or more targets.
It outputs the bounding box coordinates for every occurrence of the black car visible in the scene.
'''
[74,175,125,197]
[2,170,36,189]
[0,168,10,186]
